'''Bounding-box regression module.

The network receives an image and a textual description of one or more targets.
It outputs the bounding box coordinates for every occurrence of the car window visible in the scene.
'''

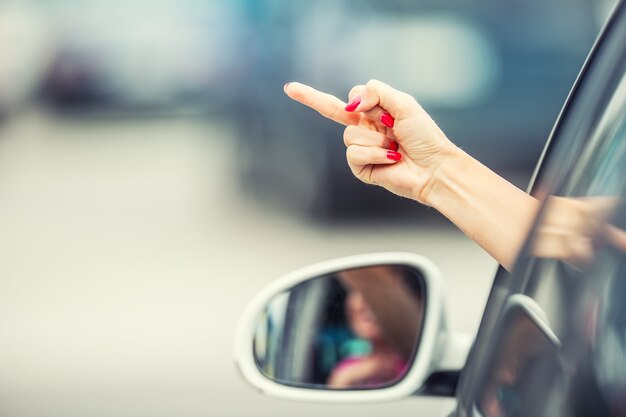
[452,4,626,416]
[469,61,626,417]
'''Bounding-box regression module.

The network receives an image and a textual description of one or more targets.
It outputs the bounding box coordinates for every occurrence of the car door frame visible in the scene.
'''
[451,1,626,416]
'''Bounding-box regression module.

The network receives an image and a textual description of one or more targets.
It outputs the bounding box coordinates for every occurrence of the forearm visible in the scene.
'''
[532,196,626,266]
[421,147,540,271]
[328,361,377,388]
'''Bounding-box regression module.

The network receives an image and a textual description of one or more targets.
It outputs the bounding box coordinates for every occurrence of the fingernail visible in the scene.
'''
[345,95,362,112]
[387,150,402,161]
[283,82,292,91]
[381,112,395,128]
[389,141,399,152]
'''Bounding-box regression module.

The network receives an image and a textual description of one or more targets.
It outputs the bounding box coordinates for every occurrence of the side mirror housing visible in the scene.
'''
[234,252,470,402]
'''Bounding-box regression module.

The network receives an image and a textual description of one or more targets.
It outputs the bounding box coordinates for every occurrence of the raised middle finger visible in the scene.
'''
[284,82,361,126]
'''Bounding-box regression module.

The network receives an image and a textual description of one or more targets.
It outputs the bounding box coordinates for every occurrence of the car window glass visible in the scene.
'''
[472,68,626,417]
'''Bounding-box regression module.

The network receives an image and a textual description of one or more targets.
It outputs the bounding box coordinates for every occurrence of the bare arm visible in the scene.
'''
[285,80,538,270]
[423,148,541,270]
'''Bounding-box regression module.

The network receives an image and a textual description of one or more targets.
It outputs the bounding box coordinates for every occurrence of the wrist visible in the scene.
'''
[415,145,467,207]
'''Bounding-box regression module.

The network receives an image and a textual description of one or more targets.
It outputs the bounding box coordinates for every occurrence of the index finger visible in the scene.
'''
[284,82,361,126]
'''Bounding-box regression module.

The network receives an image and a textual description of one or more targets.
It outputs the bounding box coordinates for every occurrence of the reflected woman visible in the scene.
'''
[327,289,408,388]
[327,266,422,388]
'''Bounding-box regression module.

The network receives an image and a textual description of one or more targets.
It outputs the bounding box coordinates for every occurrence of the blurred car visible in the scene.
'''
[40,1,241,114]
[233,0,613,218]
[236,2,626,415]
[0,4,53,117]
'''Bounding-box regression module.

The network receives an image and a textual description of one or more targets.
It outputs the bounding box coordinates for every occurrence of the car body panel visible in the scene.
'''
[454,2,626,416]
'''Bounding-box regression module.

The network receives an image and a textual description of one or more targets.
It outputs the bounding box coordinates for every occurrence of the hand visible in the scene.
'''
[285,80,542,271]
[284,80,457,203]
[533,196,626,267]
[327,354,404,388]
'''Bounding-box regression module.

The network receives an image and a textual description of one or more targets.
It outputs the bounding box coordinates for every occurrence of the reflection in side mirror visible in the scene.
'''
[253,265,425,390]
[234,252,459,403]
[477,295,560,417]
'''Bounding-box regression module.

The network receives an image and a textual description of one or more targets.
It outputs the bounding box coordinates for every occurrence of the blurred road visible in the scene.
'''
[0,109,495,417]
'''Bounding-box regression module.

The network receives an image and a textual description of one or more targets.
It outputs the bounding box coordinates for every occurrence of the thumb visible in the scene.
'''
[349,79,417,119]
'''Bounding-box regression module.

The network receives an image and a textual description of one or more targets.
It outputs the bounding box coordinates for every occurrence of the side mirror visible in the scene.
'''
[234,252,472,402]
[475,295,560,417]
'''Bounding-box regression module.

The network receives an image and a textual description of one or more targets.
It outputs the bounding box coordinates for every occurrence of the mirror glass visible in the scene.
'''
[253,265,425,390]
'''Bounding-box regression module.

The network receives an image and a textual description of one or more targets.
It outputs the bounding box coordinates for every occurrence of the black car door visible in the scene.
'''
[453,1,626,416]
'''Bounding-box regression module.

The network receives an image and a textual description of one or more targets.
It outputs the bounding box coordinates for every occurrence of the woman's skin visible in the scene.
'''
[284,80,539,271]
[532,196,626,267]
[284,80,626,271]
[326,290,407,388]
[338,266,422,359]
[326,267,421,388]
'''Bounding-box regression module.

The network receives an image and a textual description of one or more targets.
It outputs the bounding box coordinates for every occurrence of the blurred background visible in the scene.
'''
[0,0,616,416]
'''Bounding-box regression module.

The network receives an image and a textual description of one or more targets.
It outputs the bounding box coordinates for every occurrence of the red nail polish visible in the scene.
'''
[345,95,362,112]
[381,112,395,128]
[389,141,399,151]
[387,150,402,161]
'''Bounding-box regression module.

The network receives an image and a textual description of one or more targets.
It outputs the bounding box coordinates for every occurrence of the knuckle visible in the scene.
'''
[343,125,356,146]
[404,93,418,106]
[348,86,362,97]
[345,145,358,162]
